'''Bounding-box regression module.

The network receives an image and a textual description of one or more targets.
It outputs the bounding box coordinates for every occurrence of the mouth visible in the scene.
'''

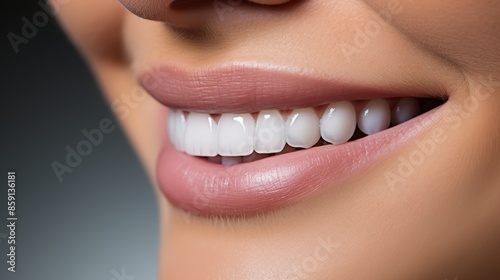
[139,63,447,216]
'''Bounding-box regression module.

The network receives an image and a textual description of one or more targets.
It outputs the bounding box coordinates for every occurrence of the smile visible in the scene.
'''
[139,63,446,215]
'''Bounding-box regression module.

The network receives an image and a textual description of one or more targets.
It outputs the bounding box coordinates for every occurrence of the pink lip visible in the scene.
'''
[138,63,438,113]
[138,63,444,215]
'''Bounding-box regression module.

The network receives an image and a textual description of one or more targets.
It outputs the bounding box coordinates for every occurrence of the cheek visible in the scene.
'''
[363,0,500,74]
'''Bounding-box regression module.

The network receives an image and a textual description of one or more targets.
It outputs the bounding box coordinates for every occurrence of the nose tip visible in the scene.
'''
[118,0,294,27]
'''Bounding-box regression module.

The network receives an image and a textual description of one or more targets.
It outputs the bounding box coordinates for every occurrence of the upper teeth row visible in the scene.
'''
[168,98,420,157]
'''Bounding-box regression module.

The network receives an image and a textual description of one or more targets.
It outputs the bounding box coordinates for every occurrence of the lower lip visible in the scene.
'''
[156,104,444,216]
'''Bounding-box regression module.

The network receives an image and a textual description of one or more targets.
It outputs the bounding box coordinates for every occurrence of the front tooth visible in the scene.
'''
[391,97,420,125]
[184,113,218,156]
[285,108,321,148]
[217,113,255,156]
[320,101,356,145]
[254,110,286,154]
[172,110,186,151]
[358,99,391,135]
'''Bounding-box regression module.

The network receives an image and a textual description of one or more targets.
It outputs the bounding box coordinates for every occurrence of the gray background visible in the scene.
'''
[1,1,159,279]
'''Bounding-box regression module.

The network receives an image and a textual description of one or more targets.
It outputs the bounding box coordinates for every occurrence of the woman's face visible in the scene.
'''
[56,0,500,278]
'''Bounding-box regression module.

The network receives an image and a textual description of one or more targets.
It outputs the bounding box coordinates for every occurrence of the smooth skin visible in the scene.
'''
[55,0,500,279]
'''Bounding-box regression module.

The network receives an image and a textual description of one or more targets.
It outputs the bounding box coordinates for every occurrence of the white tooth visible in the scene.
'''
[184,113,218,156]
[320,101,356,145]
[172,110,186,151]
[285,108,321,148]
[254,110,286,154]
[391,97,420,125]
[217,113,255,156]
[221,156,242,166]
[358,99,391,135]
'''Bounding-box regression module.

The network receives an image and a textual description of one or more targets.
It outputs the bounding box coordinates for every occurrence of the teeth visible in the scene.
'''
[217,113,255,156]
[391,97,420,125]
[221,156,243,166]
[320,101,356,145]
[358,99,391,135]
[184,113,218,156]
[254,110,286,154]
[167,97,429,159]
[168,109,186,151]
[285,108,321,148]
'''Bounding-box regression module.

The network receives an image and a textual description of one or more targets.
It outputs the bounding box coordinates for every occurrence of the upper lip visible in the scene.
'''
[138,62,440,113]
